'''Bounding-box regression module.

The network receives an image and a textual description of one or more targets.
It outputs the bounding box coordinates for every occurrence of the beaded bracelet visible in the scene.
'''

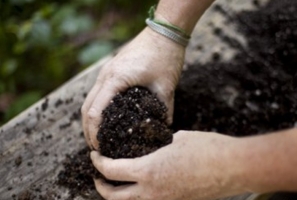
[146,5,191,47]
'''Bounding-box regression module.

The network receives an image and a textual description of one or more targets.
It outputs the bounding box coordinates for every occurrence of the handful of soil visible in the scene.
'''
[57,86,172,197]
[98,86,172,159]
[97,86,173,185]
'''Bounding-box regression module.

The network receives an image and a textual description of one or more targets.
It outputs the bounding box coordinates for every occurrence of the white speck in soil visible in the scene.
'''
[245,101,259,112]
[255,89,261,96]
[271,102,279,109]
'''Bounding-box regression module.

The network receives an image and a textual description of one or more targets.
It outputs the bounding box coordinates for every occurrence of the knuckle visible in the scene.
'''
[174,130,189,140]
[161,87,174,99]
[106,77,128,91]
[176,130,185,135]
[87,108,99,120]
[100,67,132,91]
[96,76,105,84]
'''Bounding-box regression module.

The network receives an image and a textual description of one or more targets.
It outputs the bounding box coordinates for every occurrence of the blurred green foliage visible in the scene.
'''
[0,0,156,125]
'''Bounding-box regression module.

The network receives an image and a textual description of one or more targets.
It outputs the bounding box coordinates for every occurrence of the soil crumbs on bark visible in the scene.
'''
[57,0,297,199]
[57,147,100,199]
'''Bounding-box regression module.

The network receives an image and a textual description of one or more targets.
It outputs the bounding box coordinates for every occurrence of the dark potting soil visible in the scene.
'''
[57,87,172,198]
[57,0,297,198]
[173,0,297,135]
[98,87,172,159]
[57,147,100,199]
[98,86,173,186]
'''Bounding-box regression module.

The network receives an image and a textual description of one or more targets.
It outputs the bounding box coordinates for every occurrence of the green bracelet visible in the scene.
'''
[148,5,191,39]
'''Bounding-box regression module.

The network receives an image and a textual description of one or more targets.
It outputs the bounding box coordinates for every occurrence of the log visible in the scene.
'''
[0,0,268,199]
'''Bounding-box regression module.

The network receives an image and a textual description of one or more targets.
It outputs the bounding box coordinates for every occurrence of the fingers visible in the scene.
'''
[94,179,139,200]
[149,83,175,125]
[91,151,140,182]
[87,79,127,149]
[165,96,174,125]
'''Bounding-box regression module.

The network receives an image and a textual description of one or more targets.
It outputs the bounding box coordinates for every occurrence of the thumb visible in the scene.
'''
[149,83,175,125]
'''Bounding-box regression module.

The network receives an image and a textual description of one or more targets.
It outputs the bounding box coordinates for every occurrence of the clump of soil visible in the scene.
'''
[98,86,172,159]
[57,87,172,197]
[97,86,172,186]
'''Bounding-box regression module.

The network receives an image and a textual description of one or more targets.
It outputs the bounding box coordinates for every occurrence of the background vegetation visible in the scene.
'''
[0,0,157,125]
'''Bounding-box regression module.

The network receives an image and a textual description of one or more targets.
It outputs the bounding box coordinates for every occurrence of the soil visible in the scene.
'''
[57,147,100,199]
[57,0,297,199]
[173,0,297,135]
[98,86,172,159]
[57,87,172,197]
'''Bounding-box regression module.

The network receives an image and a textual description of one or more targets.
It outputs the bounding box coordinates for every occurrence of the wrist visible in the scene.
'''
[155,0,215,34]
[230,137,269,194]
[146,18,190,47]
[155,8,195,34]
[232,130,297,194]
[143,27,186,51]
[154,12,194,36]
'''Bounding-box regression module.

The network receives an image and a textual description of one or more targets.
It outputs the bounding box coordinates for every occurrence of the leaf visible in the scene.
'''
[78,41,113,65]
[51,5,76,26]
[59,14,94,36]
[29,19,51,46]
[13,42,27,54]
[18,21,33,40]
[1,59,18,76]
[111,23,131,41]
[39,4,55,18]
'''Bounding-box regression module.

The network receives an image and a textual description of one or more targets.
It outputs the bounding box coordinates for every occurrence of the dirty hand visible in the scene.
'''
[90,131,243,200]
[81,27,185,149]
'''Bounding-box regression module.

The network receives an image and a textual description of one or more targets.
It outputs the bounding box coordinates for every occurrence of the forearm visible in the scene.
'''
[231,128,297,193]
[155,0,215,34]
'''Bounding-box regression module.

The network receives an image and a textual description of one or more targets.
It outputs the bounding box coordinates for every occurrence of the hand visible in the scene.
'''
[90,131,244,200]
[81,27,185,149]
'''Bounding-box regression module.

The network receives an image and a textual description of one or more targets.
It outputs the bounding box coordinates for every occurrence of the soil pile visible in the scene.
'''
[173,0,297,136]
